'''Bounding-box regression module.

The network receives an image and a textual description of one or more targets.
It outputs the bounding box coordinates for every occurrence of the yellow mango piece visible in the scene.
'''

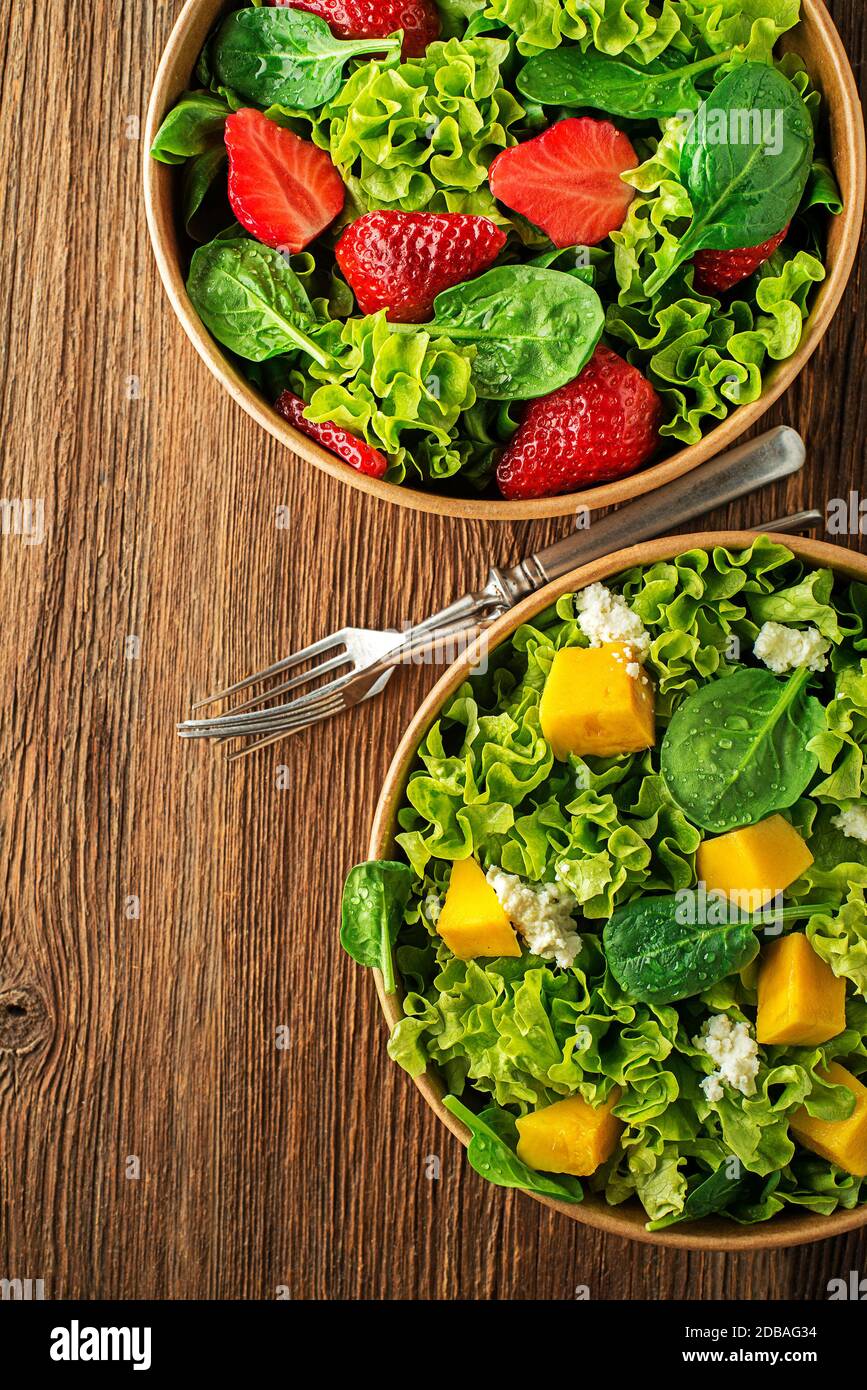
[790,1063,867,1177]
[696,814,813,913]
[436,858,521,960]
[757,932,846,1046]
[516,1090,624,1177]
[539,644,655,760]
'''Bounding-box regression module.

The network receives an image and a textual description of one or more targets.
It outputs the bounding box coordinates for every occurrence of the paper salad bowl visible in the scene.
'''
[144,0,864,521]
[369,532,867,1249]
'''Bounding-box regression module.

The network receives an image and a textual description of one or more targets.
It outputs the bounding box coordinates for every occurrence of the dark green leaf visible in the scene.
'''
[210,6,401,111]
[603,892,761,1005]
[443,1096,584,1203]
[517,47,732,119]
[150,91,230,165]
[647,1164,750,1229]
[183,145,229,240]
[645,63,814,295]
[421,265,605,399]
[660,667,825,832]
[186,236,334,365]
[341,861,414,994]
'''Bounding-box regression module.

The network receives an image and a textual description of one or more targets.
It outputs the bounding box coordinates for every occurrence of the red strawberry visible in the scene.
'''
[269,0,439,57]
[276,390,388,478]
[225,108,344,254]
[496,345,662,500]
[488,118,638,248]
[693,224,791,293]
[335,211,507,322]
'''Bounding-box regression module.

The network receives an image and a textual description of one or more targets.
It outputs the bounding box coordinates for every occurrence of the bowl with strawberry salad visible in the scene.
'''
[145,0,863,518]
[346,532,867,1246]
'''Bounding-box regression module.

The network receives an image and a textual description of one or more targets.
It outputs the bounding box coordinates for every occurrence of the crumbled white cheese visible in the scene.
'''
[693,1014,759,1102]
[832,803,867,845]
[423,891,443,926]
[574,582,650,676]
[486,867,582,969]
[753,621,830,675]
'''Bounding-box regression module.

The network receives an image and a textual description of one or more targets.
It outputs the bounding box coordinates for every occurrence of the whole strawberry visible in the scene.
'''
[693,224,790,294]
[496,345,662,500]
[269,0,439,57]
[276,391,388,478]
[335,211,507,322]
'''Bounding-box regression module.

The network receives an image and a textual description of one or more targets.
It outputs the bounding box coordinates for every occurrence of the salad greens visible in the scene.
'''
[209,7,402,110]
[151,0,840,494]
[660,666,825,832]
[347,539,867,1227]
[341,861,414,994]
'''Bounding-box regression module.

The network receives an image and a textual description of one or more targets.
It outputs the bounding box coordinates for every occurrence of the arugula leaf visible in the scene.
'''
[414,266,605,400]
[187,236,335,366]
[150,91,230,165]
[210,6,401,111]
[645,63,814,296]
[341,861,413,995]
[443,1096,584,1204]
[603,893,831,1005]
[660,667,825,832]
[517,47,735,119]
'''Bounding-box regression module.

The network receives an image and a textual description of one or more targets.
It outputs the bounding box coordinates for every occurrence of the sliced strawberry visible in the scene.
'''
[269,0,439,57]
[693,224,791,294]
[225,108,344,254]
[276,390,388,478]
[335,211,507,321]
[488,118,638,248]
[496,345,661,499]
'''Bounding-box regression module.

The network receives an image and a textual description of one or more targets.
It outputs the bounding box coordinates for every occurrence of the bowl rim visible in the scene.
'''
[368,531,867,1249]
[143,0,865,521]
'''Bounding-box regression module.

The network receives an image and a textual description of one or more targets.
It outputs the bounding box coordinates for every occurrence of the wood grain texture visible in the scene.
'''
[0,0,865,1301]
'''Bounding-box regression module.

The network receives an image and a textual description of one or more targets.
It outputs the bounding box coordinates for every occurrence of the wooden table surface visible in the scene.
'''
[1,0,865,1303]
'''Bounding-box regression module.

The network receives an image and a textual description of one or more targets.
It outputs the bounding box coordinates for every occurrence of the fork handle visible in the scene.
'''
[492,426,805,603]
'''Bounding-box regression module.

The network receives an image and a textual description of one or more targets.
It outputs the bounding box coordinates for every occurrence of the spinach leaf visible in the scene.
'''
[647,1164,750,1230]
[517,47,734,120]
[604,893,761,1004]
[341,861,413,995]
[416,266,605,400]
[660,667,825,833]
[645,63,813,296]
[183,146,229,240]
[186,237,335,366]
[603,894,831,1005]
[443,1096,584,1204]
[210,6,401,111]
[150,91,230,165]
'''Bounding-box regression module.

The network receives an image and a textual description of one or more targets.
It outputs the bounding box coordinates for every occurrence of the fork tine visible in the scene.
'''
[178,673,354,737]
[220,651,353,716]
[190,632,348,711]
[223,692,350,759]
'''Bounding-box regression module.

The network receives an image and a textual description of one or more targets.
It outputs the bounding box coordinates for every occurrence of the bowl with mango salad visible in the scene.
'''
[344,534,867,1245]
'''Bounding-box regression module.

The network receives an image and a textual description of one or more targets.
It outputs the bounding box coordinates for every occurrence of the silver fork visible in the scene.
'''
[178,426,817,759]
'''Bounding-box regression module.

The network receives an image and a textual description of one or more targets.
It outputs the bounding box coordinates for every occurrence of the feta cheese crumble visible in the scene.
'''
[832,803,867,845]
[574,583,650,676]
[753,621,830,675]
[486,868,582,969]
[693,1014,759,1102]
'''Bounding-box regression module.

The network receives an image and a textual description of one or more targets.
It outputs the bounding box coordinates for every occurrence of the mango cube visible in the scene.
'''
[436,858,521,960]
[539,644,655,760]
[757,933,846,1046]
[790,1063,867,1177]
[696,814,813,914]
[516,1090,624,1177]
